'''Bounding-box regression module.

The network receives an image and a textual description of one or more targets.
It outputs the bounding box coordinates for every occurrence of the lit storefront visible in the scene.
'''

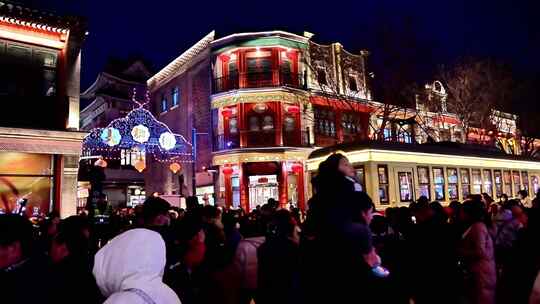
[0,128,84,217]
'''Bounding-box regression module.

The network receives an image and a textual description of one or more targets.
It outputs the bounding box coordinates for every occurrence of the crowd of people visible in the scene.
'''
[2,153,540,303]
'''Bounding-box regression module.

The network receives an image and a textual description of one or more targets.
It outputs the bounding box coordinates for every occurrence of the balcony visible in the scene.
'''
[212,71,305,94]
[214,130,310,151]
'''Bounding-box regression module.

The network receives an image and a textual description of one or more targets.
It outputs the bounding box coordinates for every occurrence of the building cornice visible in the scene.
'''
[147,31,215,92]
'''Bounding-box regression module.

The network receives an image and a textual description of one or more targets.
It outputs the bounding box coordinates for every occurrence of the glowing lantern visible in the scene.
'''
[291,163,303,174]
[131,124,150,143]
[134,157,146,173]
[100,127,121,146]
[159,132,177,150]
[286,104,300,114]
[94,158,107,168]
[222,166,234,175]
[169,162,182,174]
[222,107,233,118]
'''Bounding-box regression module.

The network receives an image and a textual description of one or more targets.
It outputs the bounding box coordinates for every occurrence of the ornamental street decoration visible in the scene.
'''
[82,89,193,167]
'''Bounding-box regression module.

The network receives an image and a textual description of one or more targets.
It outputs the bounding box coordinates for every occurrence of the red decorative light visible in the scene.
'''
[488,130,493,135]
[222,108,233,118]
[291,163,303,174]
[286,104,300,114]
[258,177,269,183]
[222,166,234,175]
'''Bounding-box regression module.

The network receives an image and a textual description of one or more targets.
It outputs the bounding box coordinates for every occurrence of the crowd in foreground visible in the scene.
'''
[2,154,540,304]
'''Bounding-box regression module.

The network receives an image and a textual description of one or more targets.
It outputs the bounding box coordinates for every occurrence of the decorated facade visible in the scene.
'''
[0,1,86,217]
[80,59,152,207]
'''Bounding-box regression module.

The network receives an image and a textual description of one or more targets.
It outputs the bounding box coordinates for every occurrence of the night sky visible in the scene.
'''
[27,0,540,90]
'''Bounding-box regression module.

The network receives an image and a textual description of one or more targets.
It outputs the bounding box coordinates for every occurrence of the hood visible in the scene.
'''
[93,228,167,298]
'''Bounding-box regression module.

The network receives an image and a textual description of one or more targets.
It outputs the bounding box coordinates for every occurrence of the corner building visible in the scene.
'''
[148,31,372,211]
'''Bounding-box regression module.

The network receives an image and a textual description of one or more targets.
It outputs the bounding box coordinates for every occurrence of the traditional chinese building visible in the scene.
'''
[0,1,86,217]
[80,58,152,208]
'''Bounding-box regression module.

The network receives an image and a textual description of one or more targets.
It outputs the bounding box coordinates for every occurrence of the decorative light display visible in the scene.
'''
[221,107,233,118]
[169,162,182,174]
[100,127,121,146]
[134,157,146,173]
[131,124,150,143]
[83,88,193,166]
[159,132,177,151]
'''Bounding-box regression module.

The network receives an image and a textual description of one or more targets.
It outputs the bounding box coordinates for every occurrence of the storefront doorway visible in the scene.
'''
[248,175,278,210]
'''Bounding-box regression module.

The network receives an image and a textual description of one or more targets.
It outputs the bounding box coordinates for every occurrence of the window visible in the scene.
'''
[317,68,327,86]
[397,124,413,143]
[447,168,459,200]
[172,87,179,106]
[314,107,336,137]
[513,171,521,193]
[494,170,503,197]
[417,166,431,200]
[0,152,53,215]
[461,168,471,198]
[532,175,539,195]
[472,169,482,194]
[521,171,530,192]
[161,94,168,112]
[232,176,240,208]
[349,76,358,92]
[433,168,445,200]
[398,172,414,202]
[342,112,363,136]
[483,170,493,197]
[504,171,513,196]
[355,166,365,191]
[378,165,389,204]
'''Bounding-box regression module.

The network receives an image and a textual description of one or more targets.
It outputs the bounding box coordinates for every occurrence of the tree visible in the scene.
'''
[436,58,514,145]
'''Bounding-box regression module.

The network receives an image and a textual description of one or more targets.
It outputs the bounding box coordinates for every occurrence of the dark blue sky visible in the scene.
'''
[31,0,539,89]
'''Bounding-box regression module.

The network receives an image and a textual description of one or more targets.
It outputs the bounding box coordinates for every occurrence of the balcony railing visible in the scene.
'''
[213,71,305,94]
[214,130,311,151]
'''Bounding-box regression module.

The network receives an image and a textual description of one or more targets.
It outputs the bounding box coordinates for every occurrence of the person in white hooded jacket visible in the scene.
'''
[93,228,181,304]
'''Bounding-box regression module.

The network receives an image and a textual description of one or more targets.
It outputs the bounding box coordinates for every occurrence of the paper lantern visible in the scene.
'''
[291,163,303,174]
[286,104,300,114]
[222,108,233,118]
[134,158,146,173]
[94,158,108,168]
[170,162,182,174]
[222,166,234,175]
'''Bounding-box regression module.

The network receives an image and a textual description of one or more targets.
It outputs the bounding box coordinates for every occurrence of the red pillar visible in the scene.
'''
[272,48,280,85]
[239,50,247,88]
[224,170,232,208]
[239,103,246,148]
[240,163,249,211]
[279,161,288,208]
[297,163,306,211]
[275,102,283,146]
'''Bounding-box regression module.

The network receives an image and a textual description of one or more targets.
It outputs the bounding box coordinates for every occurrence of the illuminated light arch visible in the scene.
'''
[82,89,193,164]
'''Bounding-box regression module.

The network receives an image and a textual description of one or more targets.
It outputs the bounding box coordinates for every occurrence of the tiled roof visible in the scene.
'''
[147,31,215,91]
[0,1,86,34]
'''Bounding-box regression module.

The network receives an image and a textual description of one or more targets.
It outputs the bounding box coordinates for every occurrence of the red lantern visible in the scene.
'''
[286,104,300,114]
[222,166,234,175]
[222,108,233,118]
[291,163,303,174]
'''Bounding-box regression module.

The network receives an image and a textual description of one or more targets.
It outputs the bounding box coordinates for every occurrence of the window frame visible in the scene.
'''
[377,165,390,204]
[447,167,459,200]
[432,167,445,201]
[417,166,431,200]
[172,87,179,107]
